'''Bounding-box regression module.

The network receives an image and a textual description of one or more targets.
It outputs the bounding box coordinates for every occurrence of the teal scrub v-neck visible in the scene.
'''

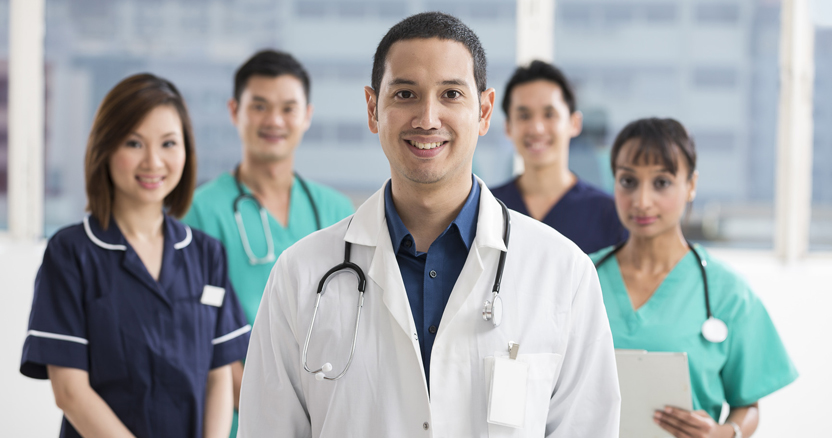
[591,245,798,420]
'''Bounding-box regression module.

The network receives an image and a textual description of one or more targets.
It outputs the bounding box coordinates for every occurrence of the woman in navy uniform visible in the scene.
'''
[20,74,250,438]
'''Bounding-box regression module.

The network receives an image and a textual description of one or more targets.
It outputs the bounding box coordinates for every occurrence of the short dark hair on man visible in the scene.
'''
[233,50,311,103]
[502,60,576,118]
[371,12,487,96]
[610,117,697,179]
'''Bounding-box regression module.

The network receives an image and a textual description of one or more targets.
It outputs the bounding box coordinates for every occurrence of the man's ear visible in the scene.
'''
[478,88,496,136]
[569,110,583,139]
[228,98,239,126]
[365,86,379,134]
[303,103,315,131]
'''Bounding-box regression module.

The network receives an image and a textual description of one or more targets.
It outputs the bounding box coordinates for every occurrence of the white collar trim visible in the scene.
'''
[174,225,192,250]
[83,215,192,251]
[83,215,127,251]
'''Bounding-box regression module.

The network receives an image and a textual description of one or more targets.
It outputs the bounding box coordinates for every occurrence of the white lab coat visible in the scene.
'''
[238,178,621,437]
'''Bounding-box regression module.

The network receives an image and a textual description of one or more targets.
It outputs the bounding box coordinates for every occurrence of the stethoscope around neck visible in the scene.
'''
[233,166,321,265]
[594,240,728,343]
[302,197,512,381]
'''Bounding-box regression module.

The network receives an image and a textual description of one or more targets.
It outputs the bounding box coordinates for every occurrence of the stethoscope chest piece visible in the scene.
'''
[483,292,503,327]
[701,316,728,343]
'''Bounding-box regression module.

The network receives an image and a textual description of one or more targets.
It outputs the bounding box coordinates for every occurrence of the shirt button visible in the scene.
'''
[404,239,412,248]
[423,422,430,430]
[429,270,437,278]
[429,325,437,334]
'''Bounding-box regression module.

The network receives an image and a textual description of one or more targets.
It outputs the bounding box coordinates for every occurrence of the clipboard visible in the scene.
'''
[615,349,693,438]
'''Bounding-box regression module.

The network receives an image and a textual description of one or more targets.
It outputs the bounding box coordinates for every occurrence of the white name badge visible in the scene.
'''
[200,285,225,307]
[486,356,529,428]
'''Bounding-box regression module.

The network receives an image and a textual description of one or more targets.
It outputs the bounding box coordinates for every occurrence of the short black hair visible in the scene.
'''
[502,60,576,118]
[371,12,487,96]
[233,50,311,103]
[610,117,697,178]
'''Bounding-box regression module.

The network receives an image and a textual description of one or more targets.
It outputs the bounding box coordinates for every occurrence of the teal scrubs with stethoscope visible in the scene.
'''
[183,168,354,435]
[184,168,355,324]
[590,244,798,420]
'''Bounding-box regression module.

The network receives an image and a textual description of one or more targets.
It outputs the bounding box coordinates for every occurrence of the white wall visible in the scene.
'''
[1,238,829,436]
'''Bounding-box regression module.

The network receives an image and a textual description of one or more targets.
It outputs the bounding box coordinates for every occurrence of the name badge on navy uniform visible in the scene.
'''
[201,285,225,307]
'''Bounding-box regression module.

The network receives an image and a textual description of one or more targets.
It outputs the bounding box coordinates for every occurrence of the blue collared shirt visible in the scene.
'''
[384,176,480,387]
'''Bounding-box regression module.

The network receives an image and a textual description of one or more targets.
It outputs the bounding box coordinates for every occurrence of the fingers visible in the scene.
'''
[654,413,694,438]
[660,406,710,429]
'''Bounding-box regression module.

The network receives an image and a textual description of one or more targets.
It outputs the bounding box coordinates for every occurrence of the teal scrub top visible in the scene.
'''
[590,245,798,421]
[183,172,355,324]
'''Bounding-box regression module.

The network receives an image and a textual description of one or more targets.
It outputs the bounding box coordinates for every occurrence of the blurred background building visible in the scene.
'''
[0,0,829,249]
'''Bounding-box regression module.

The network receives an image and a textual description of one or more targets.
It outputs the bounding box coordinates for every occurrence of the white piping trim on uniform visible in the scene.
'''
[211,325,252,345]
[83,215,127,251]
[27,330,89,345]
[174,225,192,250]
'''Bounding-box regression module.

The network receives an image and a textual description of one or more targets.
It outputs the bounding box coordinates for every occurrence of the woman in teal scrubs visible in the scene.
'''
[590,118,797,438]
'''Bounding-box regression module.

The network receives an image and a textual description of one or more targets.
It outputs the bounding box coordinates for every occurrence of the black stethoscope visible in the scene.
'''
[302,195,512,381]
[594,241,728,343]
[233,166,321,265]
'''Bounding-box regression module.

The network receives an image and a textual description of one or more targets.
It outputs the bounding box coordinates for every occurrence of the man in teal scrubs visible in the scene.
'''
[183,50,354,435]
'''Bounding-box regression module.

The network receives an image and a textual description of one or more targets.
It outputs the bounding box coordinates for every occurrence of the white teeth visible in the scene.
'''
[410,141,443,150]
[138,176,163,183]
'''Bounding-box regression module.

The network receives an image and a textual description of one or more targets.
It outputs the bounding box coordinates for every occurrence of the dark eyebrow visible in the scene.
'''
[388,78,417,87]
[440,79,468,87]
[251,96,270,103]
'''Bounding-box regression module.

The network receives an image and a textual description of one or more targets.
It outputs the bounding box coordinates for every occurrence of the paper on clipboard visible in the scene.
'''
[615,350,693,438]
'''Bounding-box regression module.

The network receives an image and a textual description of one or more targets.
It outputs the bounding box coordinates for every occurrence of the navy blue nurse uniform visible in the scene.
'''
[20,214,251,438]
[490,178,628,254]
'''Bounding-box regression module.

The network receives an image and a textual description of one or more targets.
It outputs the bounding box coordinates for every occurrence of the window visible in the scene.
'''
[811,25,832,250]
[43,0,516,233]
[556,0,779,248]
[695,1,740,24]
[0,0,7,230]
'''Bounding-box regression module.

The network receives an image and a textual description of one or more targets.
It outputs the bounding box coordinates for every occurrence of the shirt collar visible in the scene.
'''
[83,214,192,251]
[383,175,480,254]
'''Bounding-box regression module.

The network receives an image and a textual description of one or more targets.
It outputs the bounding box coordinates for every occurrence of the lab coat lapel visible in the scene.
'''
[345,182,419,341]
[437,178,506,332]
[344,182,425,370]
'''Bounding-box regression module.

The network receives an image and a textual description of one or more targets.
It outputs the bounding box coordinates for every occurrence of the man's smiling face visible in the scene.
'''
[365,37,494,186]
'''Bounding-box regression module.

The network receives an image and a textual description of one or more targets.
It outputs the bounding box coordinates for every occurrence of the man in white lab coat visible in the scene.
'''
[238,11,621,437]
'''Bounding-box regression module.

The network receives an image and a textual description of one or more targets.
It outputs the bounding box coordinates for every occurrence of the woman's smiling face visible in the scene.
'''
[613,138,698,239]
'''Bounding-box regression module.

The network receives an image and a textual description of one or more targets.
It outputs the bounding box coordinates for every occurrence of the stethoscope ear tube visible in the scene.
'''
[594,240,727,343]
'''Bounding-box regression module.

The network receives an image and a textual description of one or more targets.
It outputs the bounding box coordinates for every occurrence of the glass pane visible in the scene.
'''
[0,0,8,230]
[554,0,780,249]
[44,0,284,234]
[289,0,517,199]
[44,0,517,234]
[812,5,832,251]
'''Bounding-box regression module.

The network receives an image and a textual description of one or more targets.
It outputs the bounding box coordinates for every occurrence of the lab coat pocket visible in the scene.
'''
[485,353,563,438]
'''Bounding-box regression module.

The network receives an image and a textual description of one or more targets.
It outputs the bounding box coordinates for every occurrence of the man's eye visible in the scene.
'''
[252,104,266,111]
[396,91,414,99]
[444,90,461,99]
